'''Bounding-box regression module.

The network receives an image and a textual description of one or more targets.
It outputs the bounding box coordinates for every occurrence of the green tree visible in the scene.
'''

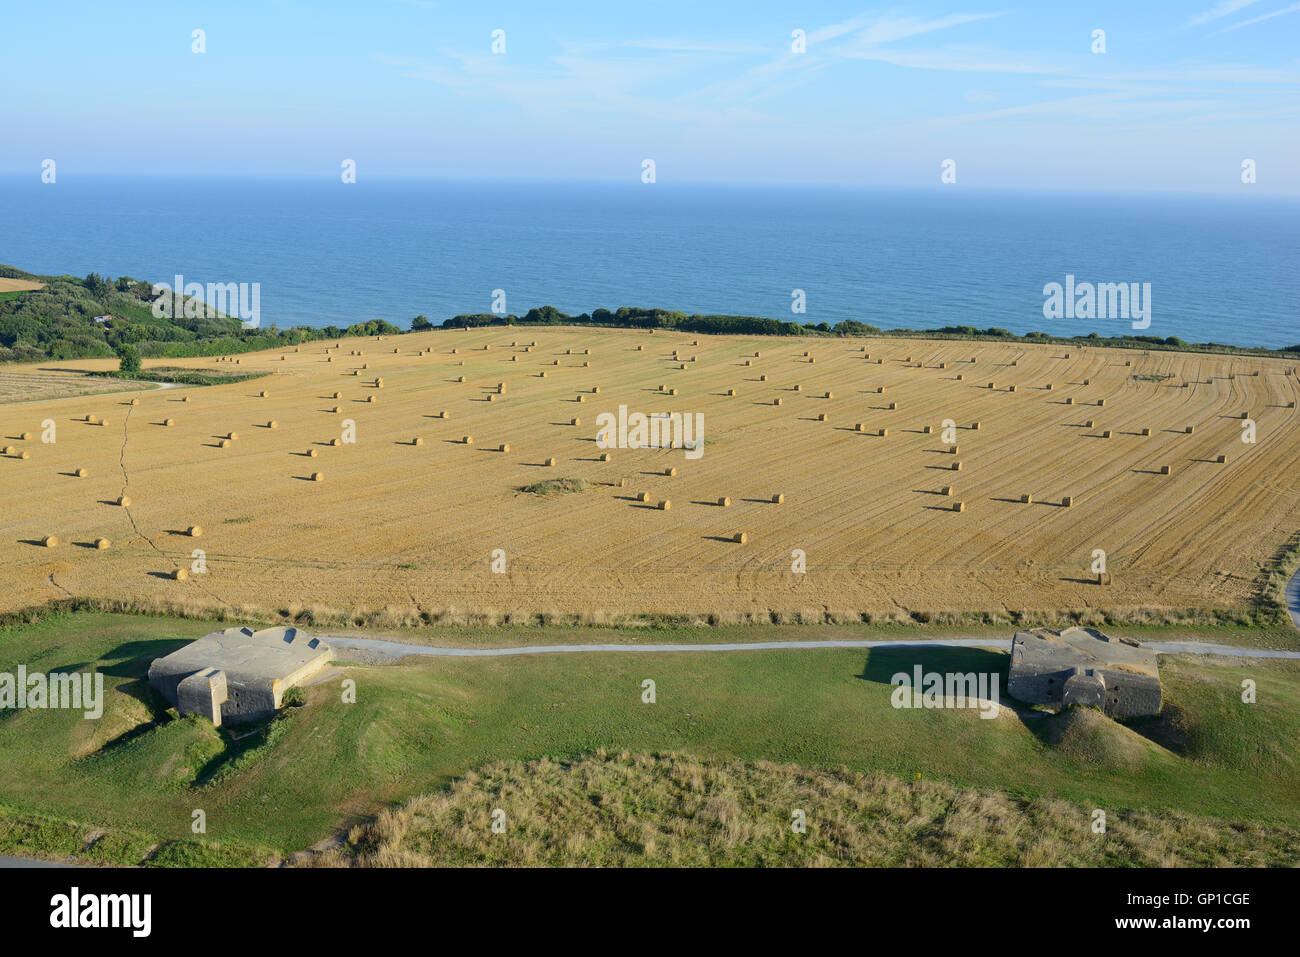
[411,315,433,331]
[116,342,142,374]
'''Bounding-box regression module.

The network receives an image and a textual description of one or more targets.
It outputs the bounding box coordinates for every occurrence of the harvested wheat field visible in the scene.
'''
[2,329,1298,623]
[0,278,45,293]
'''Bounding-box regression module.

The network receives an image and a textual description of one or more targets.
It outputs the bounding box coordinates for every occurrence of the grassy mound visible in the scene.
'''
[308,750,1300,868]
[1040,706,1179,771]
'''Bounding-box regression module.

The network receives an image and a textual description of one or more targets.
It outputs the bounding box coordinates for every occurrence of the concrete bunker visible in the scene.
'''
[1007,626,1161,718]
[148,626,331,726]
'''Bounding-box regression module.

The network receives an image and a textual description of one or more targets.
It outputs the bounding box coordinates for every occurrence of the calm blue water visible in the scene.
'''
[1,177,1296,348]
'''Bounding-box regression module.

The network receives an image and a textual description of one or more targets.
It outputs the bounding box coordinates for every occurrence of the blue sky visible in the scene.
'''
[3,1,1298,190]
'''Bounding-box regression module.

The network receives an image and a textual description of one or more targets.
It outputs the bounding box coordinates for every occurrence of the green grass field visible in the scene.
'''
[1,610,1298,865]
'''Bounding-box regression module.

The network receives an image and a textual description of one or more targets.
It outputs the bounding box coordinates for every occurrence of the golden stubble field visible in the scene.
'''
[2,328,1299,623]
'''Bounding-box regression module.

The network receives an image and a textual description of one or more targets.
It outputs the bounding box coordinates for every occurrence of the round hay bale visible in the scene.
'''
[260,390,269,397]
[463,435,474,445]
[571,417,581,426]
[576,395,585,403]
[173,568,189,581]
[793,384,801,392]
[733,532,747,544]
[117,495,131,506]
[771,493,784,504]
[366,396,377,403]
[1085,420,1095,428]
[888,402,898,410]
[164,418,174,427]
[329,438,340,447]
[952,461,962,471]
[413,437,424,446]
[923,425,933,434]
[74,467,88,478]
[971,422,981,430]
[268,420,278,429]
[41,535,58,548]
[759,374,767,382]
[1008,385,1017,393]
[187,526,203,537]
[1,446,12,455]
[1062,496,1073,507]
[19,432,31,440]
[664,466,677,477]
[953,501,966,512]
[545,457,557,467]
[19,450,30,459]
[949,445,959,454]
[331,406,340,413]
[307,449,318,457]
[744,360,752,366]
[816,413,826,421]
[592,386,600,394]
[956,374,964,381]
[657,499,671,510]
[855,423,864,432]
[227,431,239,441]
[584,361,591,368]
[1141,427,1151,436]
[501,443,511,453]
[669,388,678,396]
[310,472,323,482]
[824,391,833,399]
[941,486,953,496]
[726,389,735,396]
[95,538,111,550]
[1159,464,1172,475]
[439,411,449,418]
[376,378,384,388]
[718,496,731,507]
[637,491,651,503]
[100,418,110,427]
[181,396,190,403]
[774,397,782,406]
[1021,493,1033,504]
[1216,454,1227,463]
[456,376,465,383]
[879,428,889,437]
[487,394,496,402]
[129,398,139,406]
[1065,397,1074,405]
[599,451,610,461]
[540,371,548,378]
[1097,399,1106,407]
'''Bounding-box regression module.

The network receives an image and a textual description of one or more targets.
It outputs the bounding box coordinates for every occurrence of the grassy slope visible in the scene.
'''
[316,749,1300,867]
[1,611,1298,865]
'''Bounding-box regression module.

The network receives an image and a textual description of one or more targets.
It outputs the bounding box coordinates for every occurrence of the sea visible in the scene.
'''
[2,176,1296,348]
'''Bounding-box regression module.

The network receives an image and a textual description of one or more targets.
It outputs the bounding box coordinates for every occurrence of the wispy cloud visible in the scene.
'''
[1185,1,1258,27]
[1217,2,1300,32]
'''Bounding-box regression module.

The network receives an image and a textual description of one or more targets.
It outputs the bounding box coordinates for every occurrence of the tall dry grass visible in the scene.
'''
[299,750,1300,868]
